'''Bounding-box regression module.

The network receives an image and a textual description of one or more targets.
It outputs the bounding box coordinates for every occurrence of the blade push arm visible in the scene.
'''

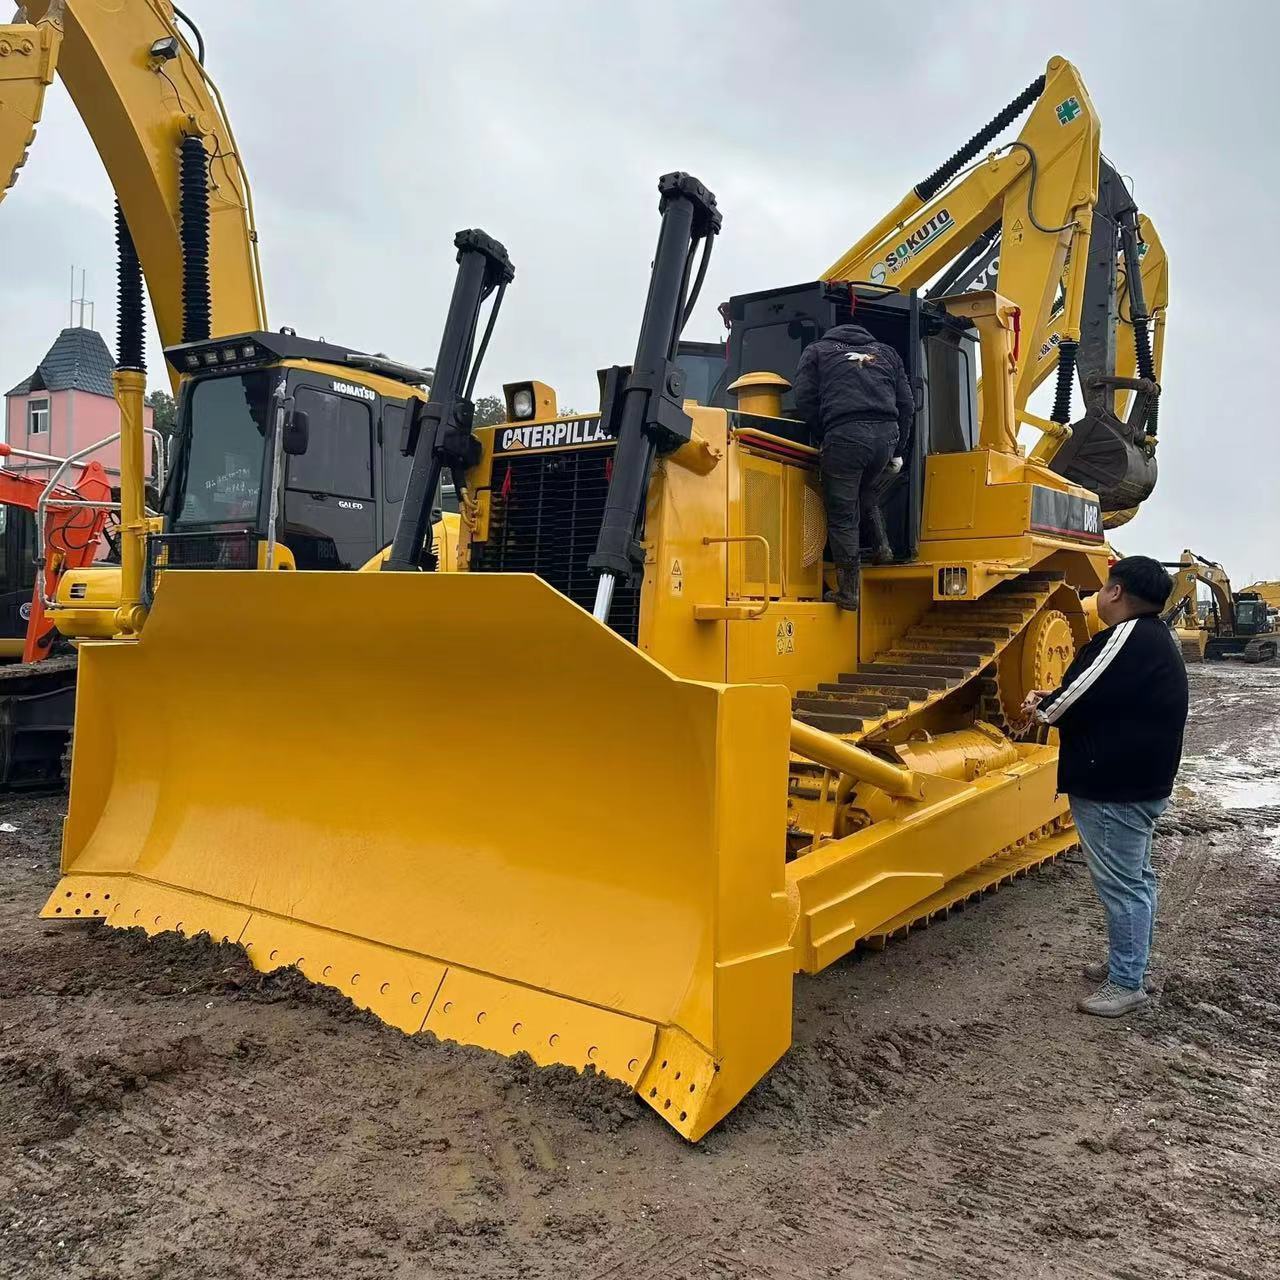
[3,0,265,346]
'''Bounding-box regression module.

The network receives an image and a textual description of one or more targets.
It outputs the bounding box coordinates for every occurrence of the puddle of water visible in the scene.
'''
[1179,750,1280,809]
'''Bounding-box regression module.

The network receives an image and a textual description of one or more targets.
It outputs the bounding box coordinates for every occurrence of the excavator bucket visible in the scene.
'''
[45,570,797,1140]
[0,22,59,201]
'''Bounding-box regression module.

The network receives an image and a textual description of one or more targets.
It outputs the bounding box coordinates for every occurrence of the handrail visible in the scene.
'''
[702,533,778,618]
[35,427,168,610]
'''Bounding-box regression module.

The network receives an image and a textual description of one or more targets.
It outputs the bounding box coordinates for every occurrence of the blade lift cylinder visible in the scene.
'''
[383,229,514,573]
[589,172,721,621]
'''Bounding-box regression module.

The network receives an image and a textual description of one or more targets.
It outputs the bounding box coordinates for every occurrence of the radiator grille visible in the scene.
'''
[743,463,782,587]
[146,530,260,599]
[473,448,640,643]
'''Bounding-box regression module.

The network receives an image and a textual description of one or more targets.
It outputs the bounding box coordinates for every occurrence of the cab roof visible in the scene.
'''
[164,331,433,389]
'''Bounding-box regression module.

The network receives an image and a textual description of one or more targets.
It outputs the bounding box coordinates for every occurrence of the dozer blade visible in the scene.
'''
[44,570,797,1140]
[0,23,59,200]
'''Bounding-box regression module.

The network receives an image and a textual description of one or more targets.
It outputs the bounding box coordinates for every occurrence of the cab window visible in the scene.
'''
[382,402,412,504]
[288,386,373,498]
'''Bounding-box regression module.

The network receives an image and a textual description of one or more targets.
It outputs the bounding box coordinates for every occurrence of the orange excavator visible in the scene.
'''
[0,446,112,785]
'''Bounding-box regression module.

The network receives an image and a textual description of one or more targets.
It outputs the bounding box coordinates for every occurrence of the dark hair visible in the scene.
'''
[1108,555,1174,610]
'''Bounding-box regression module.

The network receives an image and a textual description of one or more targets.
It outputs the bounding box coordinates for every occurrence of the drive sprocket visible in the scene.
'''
[984,606,1076,738]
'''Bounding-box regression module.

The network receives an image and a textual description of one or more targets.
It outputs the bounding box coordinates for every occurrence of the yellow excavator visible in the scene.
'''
[35,52,1160,1140]
[0,0,473,782]
[1162,552,1279,664]
[824,63,1164,528]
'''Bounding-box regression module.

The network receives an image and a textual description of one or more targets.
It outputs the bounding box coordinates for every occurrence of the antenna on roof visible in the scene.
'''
[69,265,95,331]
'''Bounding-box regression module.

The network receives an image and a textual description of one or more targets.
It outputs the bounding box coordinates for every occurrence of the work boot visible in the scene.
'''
[1077,979,1150,1018]
[1083,961,1156,993]
[865,504,894,565]
[825,563,860,612]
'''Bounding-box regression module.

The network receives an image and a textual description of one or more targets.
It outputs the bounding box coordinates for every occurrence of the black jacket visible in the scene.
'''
[792,324,914,449]
[1037,614,1189,802]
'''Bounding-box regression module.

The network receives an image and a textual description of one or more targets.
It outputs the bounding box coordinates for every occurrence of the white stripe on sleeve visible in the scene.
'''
[1038,619,1137,726]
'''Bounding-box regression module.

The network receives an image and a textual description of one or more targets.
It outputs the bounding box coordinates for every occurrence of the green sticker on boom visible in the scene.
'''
[1056,96,1082,125]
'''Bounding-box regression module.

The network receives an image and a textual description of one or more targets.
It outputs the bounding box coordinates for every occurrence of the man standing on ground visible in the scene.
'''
[793,307,915,611]
[1023,556,1189,1018]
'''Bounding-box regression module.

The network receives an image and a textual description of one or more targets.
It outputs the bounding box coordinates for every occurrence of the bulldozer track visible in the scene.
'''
[788,571,1068,812]
[783,572,1078,946]
[859,824,1078,947]
[0,654,77,685]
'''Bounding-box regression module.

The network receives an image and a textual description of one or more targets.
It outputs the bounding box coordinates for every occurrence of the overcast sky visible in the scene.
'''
[2,1,1276,580]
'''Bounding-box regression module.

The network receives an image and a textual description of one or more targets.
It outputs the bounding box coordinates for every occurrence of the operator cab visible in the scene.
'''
[0,507,36,651]
[1234,596,1269,635]
[684,281,978,562]
[160,331,436,579]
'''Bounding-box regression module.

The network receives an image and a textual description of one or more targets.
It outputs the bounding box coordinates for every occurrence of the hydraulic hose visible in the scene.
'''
[914,76,1045,202]
[179,134,212,343]
[171,4,206,65]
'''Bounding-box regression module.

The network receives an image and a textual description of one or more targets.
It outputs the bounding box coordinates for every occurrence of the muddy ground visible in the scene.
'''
[2,663,1278,1280]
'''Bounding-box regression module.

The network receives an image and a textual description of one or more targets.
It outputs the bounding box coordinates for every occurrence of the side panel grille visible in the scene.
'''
[146,530,260,600]
[474,448,640,643]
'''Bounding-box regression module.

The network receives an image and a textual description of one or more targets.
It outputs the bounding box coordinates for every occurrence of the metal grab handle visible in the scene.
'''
[702,534,776,619]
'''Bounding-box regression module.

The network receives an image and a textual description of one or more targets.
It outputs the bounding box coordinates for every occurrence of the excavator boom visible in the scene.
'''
[3,1,265,346]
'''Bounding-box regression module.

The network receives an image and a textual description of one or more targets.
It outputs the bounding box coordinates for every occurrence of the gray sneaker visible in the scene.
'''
[1078,979,1150,1018]
[1083,961,1155,993]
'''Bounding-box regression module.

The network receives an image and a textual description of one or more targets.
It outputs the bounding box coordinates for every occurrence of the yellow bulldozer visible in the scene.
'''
[21,34,1166,1138]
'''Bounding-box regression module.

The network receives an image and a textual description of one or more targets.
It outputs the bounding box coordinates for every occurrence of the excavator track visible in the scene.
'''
[0,654,78,790]
[1243,636,1279,664]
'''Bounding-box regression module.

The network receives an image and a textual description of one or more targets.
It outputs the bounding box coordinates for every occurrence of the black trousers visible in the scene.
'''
[819,421,896,568]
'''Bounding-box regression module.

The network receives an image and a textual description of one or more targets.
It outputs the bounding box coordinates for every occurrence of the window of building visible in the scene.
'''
[27,398,49,435]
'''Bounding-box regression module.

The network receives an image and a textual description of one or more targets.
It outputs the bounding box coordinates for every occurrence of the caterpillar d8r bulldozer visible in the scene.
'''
[43,162,1111,1140]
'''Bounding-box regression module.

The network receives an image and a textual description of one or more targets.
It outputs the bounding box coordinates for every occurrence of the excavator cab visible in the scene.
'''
[0,507,37,655]
[1233,596,1270,637]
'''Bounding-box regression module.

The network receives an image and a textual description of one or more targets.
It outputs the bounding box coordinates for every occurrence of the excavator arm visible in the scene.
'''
[0,18,57,197]
[1025,215,1167,411]
[1,0,265,346]
[1161,551,1236,631]
[825,60,1163,519]
[825,56,1100,412]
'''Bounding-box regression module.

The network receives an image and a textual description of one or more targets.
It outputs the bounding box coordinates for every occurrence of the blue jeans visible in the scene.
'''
[1069,796,1170,990]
